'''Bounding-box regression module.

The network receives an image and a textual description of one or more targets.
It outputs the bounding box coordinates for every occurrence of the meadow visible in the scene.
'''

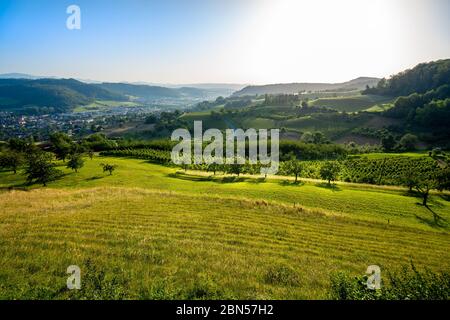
[309,94,392,112]
[0,156,449,299]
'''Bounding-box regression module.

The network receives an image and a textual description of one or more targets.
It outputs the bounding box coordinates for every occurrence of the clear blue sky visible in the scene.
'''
[0,0,449,84]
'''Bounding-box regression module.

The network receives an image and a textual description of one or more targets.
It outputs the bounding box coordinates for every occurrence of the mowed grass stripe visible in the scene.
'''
[0,187,449,299]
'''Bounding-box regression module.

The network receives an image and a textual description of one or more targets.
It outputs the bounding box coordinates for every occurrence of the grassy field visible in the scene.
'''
[74,100,142,113]
[0,156,449,299]
[310,95,392,112]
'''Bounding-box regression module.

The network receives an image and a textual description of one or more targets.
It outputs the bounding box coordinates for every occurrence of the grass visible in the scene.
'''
[310,95,392,113]
[0,156,449,299]
[74,100,142,112]
[354,152,429,159]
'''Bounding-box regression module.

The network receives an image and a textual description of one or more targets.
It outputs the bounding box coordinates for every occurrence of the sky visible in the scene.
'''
[0,0,449,84]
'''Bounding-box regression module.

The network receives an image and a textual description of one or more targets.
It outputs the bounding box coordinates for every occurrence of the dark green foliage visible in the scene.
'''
[8,137,34,153]
[100,163,117,175]
[384,85,448,119]
[49,132,74,161]
[381,132,396,152]
[24,151,62,186]
[364,59,450,97]
[330,264,450,300]
[0,78,125,114]
[282,159,303,182]
[414,98,450,128]
[81,133,118,151]
[100,148,171,164]
[320,161,341,184]
[227,163,243,176]
[67,153,85,173]
[144,114,158,124]
[0,151,24,174]
[397,134,418,151]
[279,141,347,160]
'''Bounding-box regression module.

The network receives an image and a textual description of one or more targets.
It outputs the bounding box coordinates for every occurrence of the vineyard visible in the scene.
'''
[100,148,440,186]
[295,157,438,185]
[100,148,172,164]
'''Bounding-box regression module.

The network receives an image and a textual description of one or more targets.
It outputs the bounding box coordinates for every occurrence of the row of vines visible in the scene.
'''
[100,148,439,186]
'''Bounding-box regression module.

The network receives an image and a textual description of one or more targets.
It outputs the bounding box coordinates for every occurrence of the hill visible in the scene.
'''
[232,77,380,96]
[310,94,393,112]
[0,78,126,114]
[364,59,450,97]
[97,82,181,101]
[0,78,234,114]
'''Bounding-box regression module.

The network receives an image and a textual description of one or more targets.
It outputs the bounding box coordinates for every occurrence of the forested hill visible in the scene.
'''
[97,83,210,100]
[364,59,450,97]
[366,59,450,140]
[0,78,126,114]
[232,77,380,96]
[0,78,231,114]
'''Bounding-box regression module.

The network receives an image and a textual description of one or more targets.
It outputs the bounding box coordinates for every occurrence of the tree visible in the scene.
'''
[25,151,62,186]
[207,163,220,175]
[401,167,418,192]
[8,138,33,153]
[320,161,341,185]
[397,134,418,151]
[49,132,74,161]
[100,163,117,175]
[313,131,328,144]
[300,132,314,143]
[436,167,450,192]
[381,133,396,152]
[284,159,303,183]
[67,153,85,173]
[228,164,243,176]
[145,114,158,124]
[0,152,24,174]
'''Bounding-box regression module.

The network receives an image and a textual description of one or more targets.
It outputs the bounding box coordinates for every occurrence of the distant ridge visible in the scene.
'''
[232,77,380,96]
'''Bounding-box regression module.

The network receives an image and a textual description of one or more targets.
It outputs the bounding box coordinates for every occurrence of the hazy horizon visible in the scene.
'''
[1,0,449,84]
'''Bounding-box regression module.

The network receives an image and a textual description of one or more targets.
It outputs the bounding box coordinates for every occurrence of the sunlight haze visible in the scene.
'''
[0,0,449,84]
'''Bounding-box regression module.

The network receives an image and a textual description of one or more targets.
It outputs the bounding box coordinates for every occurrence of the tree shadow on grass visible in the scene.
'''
[0,185,30,192]
[247,177,267,184]
[402,190,421,198]
[315,182,342,192]
[414,203,448,228]
[279,180,304,187]
[86,176,104,181]
[438,194,450,202]
[219,176,246,183]
[167,172,250,184]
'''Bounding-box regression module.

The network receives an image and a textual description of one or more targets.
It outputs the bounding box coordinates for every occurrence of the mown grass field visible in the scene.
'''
[0,156,449,299]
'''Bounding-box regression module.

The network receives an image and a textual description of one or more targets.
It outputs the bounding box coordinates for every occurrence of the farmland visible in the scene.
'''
[0,156,449,299]
[309,94,393,112]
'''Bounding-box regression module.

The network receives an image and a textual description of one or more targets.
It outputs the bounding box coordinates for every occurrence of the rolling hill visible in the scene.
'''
[0,78,126,114]
[0,78,238,114]
[232,77,380,96]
